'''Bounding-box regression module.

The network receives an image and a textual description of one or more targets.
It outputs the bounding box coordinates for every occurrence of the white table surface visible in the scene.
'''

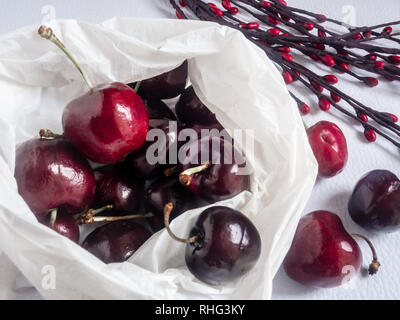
[1,0,399,300]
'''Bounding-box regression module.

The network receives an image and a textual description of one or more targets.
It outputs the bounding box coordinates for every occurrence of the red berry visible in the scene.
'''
[277,0,287,5]
[179,0,186,7]
[364,77,379,87]
[276,46,290,53]
[318,30,326,37]
[282,71,293,84]
[310,54,320,61]
[382,112,399,123]
[366,54,377,61]
[339,63,349,72]
[268,16,279,25]
[338,50,349,57]
[363,30,372,38]
[321,55,335,67]
[364,129,376,142]
[260,1,271,8]
[311,81,324,93]
[247,22,260,30]
[313,43,326,51]
[324,75,338,84]
[330,92,341,103]
[222,0,231,10]
[351,33,363,40]
[389,55,400,65]
[229,7,239,14]
[176,10,184,19]
[383,26,393,35]
[319,98,331,111]
[210,7,223,17]
[303,22,314,31]
[268,28,280,36]
[357,113,368,123]
[238,22,247,28]
[280,14,291,22]
[375,61,385,69]
[299,103,310,115]
[208,2,217,8]
[316,14,326,23]
[292,70,300,81]
[281,52,293,62]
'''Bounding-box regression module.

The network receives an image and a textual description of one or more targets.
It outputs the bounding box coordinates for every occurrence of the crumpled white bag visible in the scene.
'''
[0,17,317,300]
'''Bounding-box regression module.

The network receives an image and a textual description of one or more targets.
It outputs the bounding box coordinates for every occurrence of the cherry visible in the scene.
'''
[132,61,188,100]
[283,211,379,288]
[94,165,144,214]
[175,86,219,125]
[39,210,79,243]
[144,177,198,232]
[39,26,149,164]
[348,170,400,232]
[164,204,261,285]
[144,99,177,121]
[177,136,249,203]
[14,137,95,217]
[307,121,348,178]
[124,119,178,180]
[82,221,152,263]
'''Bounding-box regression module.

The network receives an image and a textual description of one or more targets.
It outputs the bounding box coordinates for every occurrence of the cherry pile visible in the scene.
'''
[13,26,261,286]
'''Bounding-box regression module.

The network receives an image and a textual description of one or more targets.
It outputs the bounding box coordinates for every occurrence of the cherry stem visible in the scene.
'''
[164,166,177,177]
[48,208,57,229]
[179,162,211,186]
[351,233,381,275]
[38,25,94,91]
[134,81,141,92]
[163,202,198,244]
[76,204,113,225]
[39,129,64,139]
[79,212,154,225]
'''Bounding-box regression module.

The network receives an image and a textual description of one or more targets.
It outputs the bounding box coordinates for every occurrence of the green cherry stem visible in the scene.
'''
[38,25,94,91]
[134,81,142,93]
[163,202,198,244]
[48,208,58,229]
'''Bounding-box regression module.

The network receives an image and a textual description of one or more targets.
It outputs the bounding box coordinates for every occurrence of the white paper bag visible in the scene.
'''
[0,17,317,299]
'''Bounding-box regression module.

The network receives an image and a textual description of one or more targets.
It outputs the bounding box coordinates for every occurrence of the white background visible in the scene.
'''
[1,0,399,300]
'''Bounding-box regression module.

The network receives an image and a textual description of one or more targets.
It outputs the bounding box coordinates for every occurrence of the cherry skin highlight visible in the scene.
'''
[14,138,95,217]
[307,121,348,178]
[283,211,362,288]
[348,170,400,233]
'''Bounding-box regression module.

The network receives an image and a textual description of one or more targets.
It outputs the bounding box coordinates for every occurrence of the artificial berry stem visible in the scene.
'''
[38,25,94,91]
[179,162,211,186]
[39,129,64,139]
[163,202,198,244]
[48,208,57,229]
[351,233,381,275]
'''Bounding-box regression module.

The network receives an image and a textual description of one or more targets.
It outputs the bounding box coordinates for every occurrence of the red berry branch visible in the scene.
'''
[170,0,400,148]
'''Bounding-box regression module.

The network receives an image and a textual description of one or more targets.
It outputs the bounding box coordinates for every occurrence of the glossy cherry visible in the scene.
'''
[124,119,178,180]
[348,170,400,232]
[178,136,249,203]
[14,138,95,217]
[307,121,348,178]
[164,205,261,285]
[39,210,80,243]
[144,99,177,120]
[133,61,188,100]
[283,211,362,288]
[82,221,152,263]
[175,86,219,125]
[94,165,144,214]
[144,177,198,232]
[39,26,149,164]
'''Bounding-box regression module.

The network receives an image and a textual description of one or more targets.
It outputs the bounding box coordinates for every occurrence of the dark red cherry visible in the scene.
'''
[124,119,178,180]
[183,206,261,285]
[178,136,249,203]
[94,165,144,214]
[144,177,198,232]
[175,86,219,125]
[144,99,177,121]
[307,121,348,178]
[39,210,79,243]
[283,211,362,288]
[63,82,149,164]
[135,61,188,100]
[348,170,400,232]
[14,138,95,217]
[82,221,152,263]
